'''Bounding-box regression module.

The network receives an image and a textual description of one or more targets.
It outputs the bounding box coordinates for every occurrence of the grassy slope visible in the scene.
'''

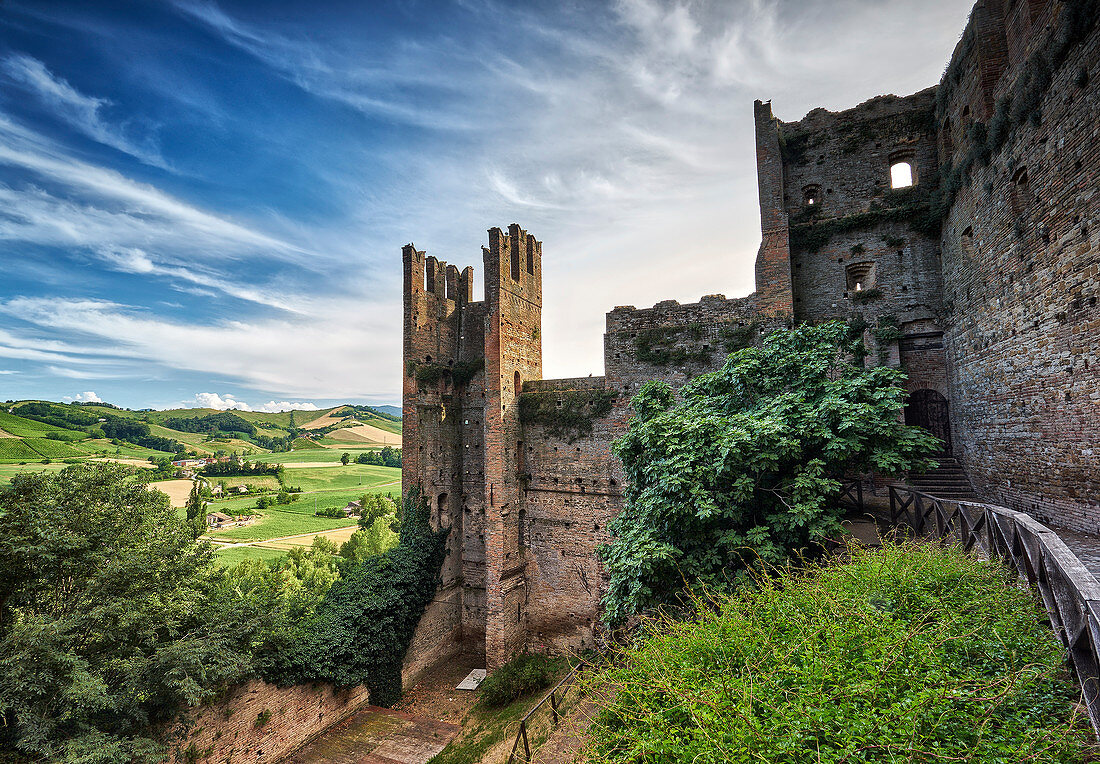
[247,448,382,464]
[281,464,400,492]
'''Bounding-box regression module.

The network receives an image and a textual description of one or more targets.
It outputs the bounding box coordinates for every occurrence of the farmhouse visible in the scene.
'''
[401,0,1100,672]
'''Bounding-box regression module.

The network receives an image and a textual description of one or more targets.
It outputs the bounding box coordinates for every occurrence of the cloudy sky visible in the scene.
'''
[0,0,973,411]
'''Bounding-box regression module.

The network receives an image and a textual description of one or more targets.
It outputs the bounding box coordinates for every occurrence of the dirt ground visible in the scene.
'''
[330,423,401,445]
[394,650,486,724]
[261,525,360,550]
[147,478,195,507]
[0,428,14,438]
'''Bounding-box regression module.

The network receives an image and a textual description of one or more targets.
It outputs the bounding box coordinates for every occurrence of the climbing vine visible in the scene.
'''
[408,357,484,387]
[257,489,448,706]
[789,186,942,253]
[633,324,711,366]
[518,389,618,442]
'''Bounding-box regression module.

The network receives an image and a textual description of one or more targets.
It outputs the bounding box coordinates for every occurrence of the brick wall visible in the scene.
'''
[937,0,1100,531]
[171,680,371,764]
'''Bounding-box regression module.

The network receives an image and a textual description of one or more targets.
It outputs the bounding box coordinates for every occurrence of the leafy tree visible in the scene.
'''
[341,452,351,466]
[356,450,383,465]
[0,464,255,762]
[379,446,401,468]
[184,480,207,537]
[599,322,939,626]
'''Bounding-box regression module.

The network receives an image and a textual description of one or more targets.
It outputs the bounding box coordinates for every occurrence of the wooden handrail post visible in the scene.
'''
[550,689,559,725]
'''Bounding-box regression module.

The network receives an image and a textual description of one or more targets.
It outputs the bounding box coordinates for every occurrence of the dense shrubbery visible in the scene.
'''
[200,460,283,480]
[257,489,447,706]
[599,321,939,625]
[586,542,1094,762]
[0,464,256,761]
[355,446,401,467]
[477,653,565,708]
[163,411,256,435]
[0,464,433,761]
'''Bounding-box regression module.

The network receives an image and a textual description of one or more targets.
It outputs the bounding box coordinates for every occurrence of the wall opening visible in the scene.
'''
[526,248,534,274]
[802,184,821,206]
[845,261,876,293]
[514,370,522,398]
[510,244,521,281]
[904,390,951,454]
[890,161,914,189]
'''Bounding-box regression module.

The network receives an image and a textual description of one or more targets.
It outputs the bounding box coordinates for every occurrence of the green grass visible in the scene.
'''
[204,507,357,542]
[279,464,400,492]
[246,448,381,464]
[212,545,287,567]
[0,462,72,483]
[206,486,392,519]
[585,541,1096,762]
[0,411,80,437]
[209,475,282,491]
[23,438,88,459]
[0,439,49,463]
[71,439,175,459]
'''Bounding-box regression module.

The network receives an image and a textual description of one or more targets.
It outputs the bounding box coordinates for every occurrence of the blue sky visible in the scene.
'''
[0,0,973,411]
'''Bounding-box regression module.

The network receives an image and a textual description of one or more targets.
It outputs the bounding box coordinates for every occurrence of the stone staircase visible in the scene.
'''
[903,456,978,501]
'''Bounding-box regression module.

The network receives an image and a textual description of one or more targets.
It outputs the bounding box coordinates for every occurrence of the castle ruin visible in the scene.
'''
[402,0,1100,672]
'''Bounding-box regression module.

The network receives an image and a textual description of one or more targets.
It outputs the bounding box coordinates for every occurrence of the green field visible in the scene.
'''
[206,484,390,517]
[0,462,71,482]
[0,411,79,438]
[209,475,282,491]
[247,447,383,465]
[204,507,358,542]
[23,438,88,459]
[212,545,287,566]
[281,464,400,492]
[72,439,175,460]
[0,439,47,462]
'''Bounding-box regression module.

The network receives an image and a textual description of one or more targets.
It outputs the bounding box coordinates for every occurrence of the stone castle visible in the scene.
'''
[401,0,1100,672]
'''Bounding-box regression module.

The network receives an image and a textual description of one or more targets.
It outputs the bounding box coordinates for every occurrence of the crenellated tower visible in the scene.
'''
[402,224,543,674]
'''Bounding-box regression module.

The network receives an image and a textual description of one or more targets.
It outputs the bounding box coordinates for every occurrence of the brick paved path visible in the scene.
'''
[286,706,458,764]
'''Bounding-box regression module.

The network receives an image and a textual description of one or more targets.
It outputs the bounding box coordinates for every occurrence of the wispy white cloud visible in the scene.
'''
[186,392,318,412]
[0,297,400,400]
[2,53,169,169]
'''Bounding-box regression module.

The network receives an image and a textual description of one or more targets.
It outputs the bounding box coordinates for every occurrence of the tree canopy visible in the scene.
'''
[598,321,939,625]
[0,464,256,762]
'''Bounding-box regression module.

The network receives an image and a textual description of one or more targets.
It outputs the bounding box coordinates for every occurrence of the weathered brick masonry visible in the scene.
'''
[404,0,1100,670]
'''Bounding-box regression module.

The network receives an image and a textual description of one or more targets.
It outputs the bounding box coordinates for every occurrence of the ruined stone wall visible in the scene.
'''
[170,679,371,764]
[773,89,945,349]
[936,0,1100,530]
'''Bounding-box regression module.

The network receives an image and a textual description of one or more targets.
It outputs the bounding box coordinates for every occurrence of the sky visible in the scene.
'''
[0,0,974,411]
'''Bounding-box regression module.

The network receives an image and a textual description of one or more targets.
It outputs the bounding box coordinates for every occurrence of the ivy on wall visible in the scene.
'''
[518,389,618,442]
[934,0,1097,212]
[257,489,447,707]
[789,186,942,254]
[407,357,485,387]
[634,324,711,366]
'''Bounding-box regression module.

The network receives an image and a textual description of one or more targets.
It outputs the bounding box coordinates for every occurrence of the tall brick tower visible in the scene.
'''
[401,224,543,671]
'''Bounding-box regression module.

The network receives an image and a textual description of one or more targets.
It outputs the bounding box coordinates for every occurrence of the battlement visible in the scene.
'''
[605,293,761,333]
[522,376,607,394]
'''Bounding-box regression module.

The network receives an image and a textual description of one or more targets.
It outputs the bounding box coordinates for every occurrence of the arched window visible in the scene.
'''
[890,161,914,189]
[846,262,875,293]
[802,184,822,206]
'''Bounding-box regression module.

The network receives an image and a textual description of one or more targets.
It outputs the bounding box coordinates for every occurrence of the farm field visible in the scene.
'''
[247,447,382,464]
[209,475,282,491]
[261,525,359,550]
[203,507,357,542]
[147,479,195,507]
[0,410,78,437]
[281,464,400,492]
[72,439,175,459]
[0,462,71,482]
[320,423,400,445]
[212,545,287,566]
[22,438,87,458]
[0,439,48,463]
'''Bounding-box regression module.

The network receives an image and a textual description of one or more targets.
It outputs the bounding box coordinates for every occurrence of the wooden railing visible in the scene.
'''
[859,483,1100,737]
[506,658,590,764]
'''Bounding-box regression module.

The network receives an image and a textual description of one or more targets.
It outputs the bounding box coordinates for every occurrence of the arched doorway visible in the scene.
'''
[904,389,951,454]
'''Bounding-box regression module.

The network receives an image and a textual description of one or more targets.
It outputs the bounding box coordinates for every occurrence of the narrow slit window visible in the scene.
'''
[890,162,914,189]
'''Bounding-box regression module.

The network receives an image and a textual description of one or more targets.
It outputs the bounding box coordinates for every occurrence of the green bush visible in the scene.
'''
[586,541,1095,762]
[478,653,565,708]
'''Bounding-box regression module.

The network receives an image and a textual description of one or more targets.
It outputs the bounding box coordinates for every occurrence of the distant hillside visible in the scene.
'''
[373,405,402,419]
[2,400,402,464]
